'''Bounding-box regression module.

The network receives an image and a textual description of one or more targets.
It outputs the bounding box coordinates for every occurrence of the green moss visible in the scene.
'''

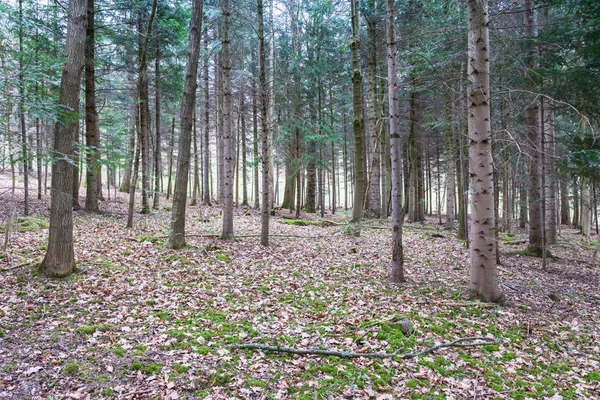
[138,236,162,244]
[77,324,114,334]
[0,215,50,233]
[214,251,232,263]
[172,364,190,374]
[62,361,80,376]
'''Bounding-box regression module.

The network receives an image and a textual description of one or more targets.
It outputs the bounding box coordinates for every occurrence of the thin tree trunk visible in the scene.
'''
[349,0,365,227]
[168,0,204,248]
[252,80,260,210]
[19,0,29,216]
[85,0,100,212]
[153,37,161,209]
[560,178,570,225]
[166,117,175,199]
[444,88,456,228]
[203,24,211,206]
[258,0,270,245]
[387,0,404,283]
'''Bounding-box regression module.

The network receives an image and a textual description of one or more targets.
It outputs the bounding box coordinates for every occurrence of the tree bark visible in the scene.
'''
[40,0,87,278]
[203,26,211,206]
[153,37,161,209]
[221,0,234,240]
[258,0,270,245]
[387,0,404,283]
[85,0,100,212]
[467,0,502,303]
[444,88,456,229]
[18,0,29,216]
[349,0,365,226]
[168,0,204,249]
[544,106,557,244]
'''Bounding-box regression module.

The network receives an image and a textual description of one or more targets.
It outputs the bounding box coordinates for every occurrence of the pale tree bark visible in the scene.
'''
[349,0,365,226]
[221,0,234,240]
[85,0,100,212]
[168,0,204,249]
[40,0,87,278]
[203,25,211,206]
[241,93,249,206]
[444,88,456,229]
[258,0,270,246]
[387,0,404,283]
[467,0,502,303]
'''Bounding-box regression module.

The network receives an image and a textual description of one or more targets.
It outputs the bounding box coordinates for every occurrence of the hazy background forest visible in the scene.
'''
[1,0,599,398]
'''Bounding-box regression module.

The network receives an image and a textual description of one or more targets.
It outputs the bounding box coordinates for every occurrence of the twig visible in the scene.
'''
[0,260,34,272]
[231,336,495,359]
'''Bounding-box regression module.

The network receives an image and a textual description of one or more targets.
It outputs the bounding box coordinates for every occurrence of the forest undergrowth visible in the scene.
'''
[1,175,599,399]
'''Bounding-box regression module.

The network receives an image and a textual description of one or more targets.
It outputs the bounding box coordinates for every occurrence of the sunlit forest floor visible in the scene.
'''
[1,171,599,399]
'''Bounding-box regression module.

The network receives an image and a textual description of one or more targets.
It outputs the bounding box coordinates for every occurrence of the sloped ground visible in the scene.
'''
[0,173,599,399]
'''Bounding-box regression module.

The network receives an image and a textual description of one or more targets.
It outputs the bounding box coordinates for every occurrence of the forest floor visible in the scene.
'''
[0,172,599,400]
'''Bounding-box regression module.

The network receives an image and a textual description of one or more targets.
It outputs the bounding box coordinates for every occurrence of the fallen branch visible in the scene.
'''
[231,336,495,360]
[0,260,34,272]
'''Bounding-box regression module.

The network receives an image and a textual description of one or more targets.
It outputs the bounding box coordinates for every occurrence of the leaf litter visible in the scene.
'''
[0,181,599,399]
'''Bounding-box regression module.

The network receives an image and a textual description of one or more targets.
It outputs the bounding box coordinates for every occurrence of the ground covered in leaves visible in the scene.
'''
[1,177,599,399]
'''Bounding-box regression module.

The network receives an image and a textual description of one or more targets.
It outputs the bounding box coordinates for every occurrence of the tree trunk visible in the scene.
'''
[19,0,29,216]
[40,0,87,278]
[387,0,404,283]
[350,0,365,226]
[153,38,161,209]
[252,80,260,210]
[120,99,136,193]
[191,112,199,206]
[241,93,248,206]
[166,117,175,199]
[221,0,234,240]
[203,25,211,206]
[560,178,570,225]
[365,0,381,219]
[85,0,100,212]
[467,0,502,303]
[544,106,557,244]
[444,88,456,228]
[258,0,270,245]
[168,0,204,249]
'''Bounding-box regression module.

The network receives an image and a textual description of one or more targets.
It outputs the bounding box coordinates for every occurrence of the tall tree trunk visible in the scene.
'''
[153,38,161,209]
[136,1,158,214]
[365,0,381,218]
[524,0,543,256]
[120,99,136,193]
[85,0,100,212]
[349,0,365,226]
[560,178,570,225]
[544,106,557,244]
[519,178,528,229]
[387,0,404,283]
[168,0,204,249]
[203,25,211,206]
[19,0,29,216]
[40,0,87,277]
[252,80,260,210]
[221,0,234,239]
[444,88,456,228]
[467,0,502,303]
[166,117,175,199]
[72,124,81,209]
[191,112,199,206]
[258,0,270,245]
[241,93,248,206]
